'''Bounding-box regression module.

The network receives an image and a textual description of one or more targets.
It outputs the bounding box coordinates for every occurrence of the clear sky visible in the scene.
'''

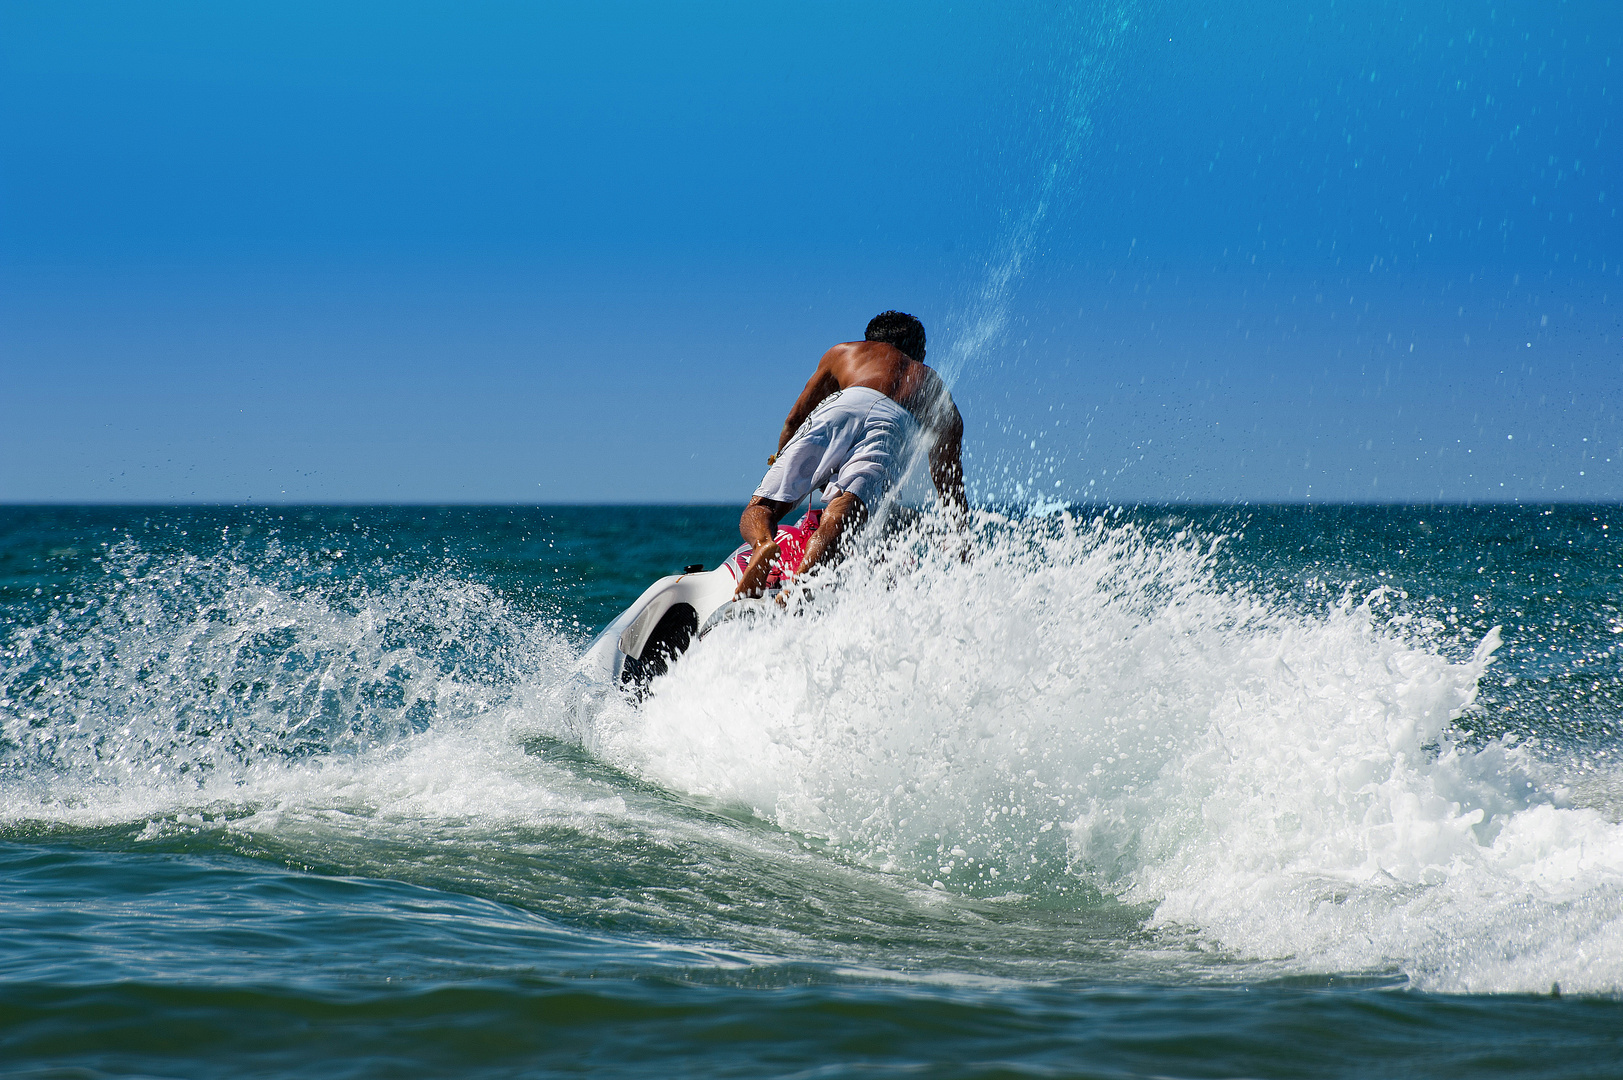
[1,0,1617,504]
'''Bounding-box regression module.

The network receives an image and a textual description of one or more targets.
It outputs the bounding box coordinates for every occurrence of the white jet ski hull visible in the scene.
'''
[571,508,826,697]
[574,563,742,692]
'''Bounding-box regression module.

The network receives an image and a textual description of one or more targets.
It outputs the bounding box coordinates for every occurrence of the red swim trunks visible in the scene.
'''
[725,509,822,588]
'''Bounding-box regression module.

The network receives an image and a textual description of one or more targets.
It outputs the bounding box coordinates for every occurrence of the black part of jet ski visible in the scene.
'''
[619,601,699,694]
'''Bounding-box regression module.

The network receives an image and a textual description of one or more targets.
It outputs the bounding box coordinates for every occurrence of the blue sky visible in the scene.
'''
[1,0,1617,503]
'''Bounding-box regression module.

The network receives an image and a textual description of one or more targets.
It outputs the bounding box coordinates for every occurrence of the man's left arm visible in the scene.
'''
[774,354,841,456]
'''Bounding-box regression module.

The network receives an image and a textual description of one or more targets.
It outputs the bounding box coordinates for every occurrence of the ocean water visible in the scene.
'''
[3,503,1622,1078]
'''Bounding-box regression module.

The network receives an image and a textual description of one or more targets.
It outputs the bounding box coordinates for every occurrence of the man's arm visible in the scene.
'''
[928,397,968,518]
[774,351,842,454]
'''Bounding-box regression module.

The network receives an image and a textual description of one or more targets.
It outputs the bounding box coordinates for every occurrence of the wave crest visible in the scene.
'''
[598,509,1623,992]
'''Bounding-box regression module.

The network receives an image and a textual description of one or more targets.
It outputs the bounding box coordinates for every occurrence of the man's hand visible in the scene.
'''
[737,496,793,598]
[734,537,780,599]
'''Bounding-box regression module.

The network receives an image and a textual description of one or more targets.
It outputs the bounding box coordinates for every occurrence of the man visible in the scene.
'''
[734,311,967,599]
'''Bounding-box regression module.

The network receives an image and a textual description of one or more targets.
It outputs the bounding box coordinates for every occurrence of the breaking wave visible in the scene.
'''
[5,512,1621,994]
[591,509,1623,994]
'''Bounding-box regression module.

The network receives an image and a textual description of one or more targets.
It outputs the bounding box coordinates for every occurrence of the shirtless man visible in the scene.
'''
[734,311,967,599]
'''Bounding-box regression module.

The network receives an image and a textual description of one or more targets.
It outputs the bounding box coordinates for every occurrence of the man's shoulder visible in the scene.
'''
[822,340,900,380]
[824,340,888,360]
[901,366,959,429]
[915,362,952,399]
[819,340,867,371]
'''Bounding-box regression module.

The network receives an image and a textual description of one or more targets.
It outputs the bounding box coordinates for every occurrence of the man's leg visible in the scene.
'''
[735,496,793,598]
[795,491,867,581]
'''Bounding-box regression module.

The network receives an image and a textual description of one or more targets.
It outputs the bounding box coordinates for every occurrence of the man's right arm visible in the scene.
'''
[774,350,841,453]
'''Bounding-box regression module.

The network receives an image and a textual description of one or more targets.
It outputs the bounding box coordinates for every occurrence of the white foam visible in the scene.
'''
[1,707,632,845]
[595,510,1623,994]
[10,518,1622,993]
[0,541,616,838]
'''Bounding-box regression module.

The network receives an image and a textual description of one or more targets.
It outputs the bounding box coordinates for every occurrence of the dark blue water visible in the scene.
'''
[3,504,1622,1078]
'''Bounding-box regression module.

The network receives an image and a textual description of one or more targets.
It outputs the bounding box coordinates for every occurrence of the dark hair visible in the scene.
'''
[864,311,926,362]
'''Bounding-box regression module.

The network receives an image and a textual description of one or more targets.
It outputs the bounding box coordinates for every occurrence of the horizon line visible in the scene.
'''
[2,499,1618,510]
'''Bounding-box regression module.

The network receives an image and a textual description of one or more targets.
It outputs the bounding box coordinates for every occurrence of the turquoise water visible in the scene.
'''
[3,504,1622,1078]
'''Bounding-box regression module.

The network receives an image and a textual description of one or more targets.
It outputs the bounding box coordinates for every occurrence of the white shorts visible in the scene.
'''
[754,386,913,512]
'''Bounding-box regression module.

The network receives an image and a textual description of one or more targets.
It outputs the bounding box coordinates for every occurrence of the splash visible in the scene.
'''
[0,536,576,824]
[594,509,1623,994]
[8,514,1622,994]
[934,1,1139,388]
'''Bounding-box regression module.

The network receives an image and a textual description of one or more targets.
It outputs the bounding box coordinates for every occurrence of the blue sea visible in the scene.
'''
[3,503,1622,1078]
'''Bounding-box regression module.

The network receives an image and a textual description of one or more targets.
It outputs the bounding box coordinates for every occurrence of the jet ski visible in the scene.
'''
[573,508,823,694]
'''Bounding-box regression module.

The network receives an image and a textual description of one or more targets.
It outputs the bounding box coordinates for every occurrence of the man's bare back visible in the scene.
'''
[733,313,966,600]
[773,341,957,446]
